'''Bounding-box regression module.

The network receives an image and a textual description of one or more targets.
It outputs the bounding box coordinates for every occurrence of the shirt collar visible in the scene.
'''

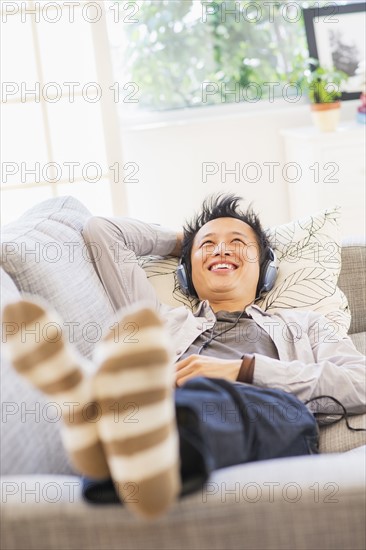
[193,300,214,319]
[193,299,269,319]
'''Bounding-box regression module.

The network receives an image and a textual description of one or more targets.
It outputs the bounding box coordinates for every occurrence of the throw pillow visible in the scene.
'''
[1,195,116,359]
[257,205,350,333]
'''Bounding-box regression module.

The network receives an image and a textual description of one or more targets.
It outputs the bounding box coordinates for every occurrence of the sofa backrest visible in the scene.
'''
[338,238,366,334]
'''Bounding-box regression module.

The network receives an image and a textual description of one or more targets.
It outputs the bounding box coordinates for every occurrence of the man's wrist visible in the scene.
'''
[237,354,255,384]
[170,232,183,257]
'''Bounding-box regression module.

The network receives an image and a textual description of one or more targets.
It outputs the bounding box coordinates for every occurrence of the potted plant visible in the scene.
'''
[306,64,349,132]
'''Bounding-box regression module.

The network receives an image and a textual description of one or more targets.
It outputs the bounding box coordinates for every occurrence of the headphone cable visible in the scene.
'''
[197,308,247,355]
[304,395,366,432]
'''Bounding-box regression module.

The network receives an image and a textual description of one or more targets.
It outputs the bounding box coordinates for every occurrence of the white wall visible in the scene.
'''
[121,99,360,231]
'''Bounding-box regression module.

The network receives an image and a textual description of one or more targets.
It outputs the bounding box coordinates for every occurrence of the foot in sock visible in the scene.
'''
[92,304,181,519]
[2,299,110,480]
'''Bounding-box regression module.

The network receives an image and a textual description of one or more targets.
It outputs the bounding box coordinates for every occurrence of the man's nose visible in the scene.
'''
[212,242,234,256]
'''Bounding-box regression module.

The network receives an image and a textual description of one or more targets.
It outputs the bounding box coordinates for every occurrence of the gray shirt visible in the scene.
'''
[180,310,279,362]
[82,215,366,415]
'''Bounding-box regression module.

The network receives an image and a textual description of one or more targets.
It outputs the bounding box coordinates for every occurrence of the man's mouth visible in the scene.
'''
[209,262,238,272]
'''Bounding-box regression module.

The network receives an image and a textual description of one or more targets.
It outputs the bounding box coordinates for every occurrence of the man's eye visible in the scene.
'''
[201,240,214,247]
[232,239,246,244]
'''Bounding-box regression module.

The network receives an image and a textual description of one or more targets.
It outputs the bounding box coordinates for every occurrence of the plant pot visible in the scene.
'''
[310,102,341,132]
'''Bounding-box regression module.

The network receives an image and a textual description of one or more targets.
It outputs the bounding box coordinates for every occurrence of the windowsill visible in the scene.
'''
[118,96,311,131]
[280,121,365,140]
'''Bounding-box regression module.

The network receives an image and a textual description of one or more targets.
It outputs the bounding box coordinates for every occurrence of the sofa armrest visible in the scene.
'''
[1,451,365,550]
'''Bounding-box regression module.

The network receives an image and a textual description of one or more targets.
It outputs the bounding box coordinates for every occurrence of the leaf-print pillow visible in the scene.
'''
[139,206,351,334]
[256,206,351,333]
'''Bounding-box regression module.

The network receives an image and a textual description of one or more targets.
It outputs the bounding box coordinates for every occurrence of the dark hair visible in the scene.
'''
[181,193,271,298]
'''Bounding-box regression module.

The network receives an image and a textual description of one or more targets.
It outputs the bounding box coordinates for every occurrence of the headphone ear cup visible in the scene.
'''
[256,248,278,298]
[176,262,190,296]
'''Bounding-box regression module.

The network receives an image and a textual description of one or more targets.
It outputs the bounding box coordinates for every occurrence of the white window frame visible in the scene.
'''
[1,0,128,217]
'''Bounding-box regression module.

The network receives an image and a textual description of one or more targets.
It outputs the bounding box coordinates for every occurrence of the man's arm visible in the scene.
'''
[175,312,365,414]
[82,216,181,313]
[250,314,366,415]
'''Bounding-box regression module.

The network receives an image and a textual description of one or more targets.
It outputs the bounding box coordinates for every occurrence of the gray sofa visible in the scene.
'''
[1,196,365,550]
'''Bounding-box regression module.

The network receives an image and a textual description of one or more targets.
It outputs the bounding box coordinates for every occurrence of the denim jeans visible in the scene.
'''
[82,377,319,504]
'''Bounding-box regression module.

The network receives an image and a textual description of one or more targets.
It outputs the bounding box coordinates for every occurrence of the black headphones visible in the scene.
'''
[176,247,278,300]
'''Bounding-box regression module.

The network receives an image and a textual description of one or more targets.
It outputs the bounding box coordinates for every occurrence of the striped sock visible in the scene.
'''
[92,304,181,519]
[2,299,110,479]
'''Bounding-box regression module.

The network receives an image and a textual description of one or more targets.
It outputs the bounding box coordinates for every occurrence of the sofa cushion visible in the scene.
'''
[318,413,366,453]
[140,207,351,335]
[0,196,116,359]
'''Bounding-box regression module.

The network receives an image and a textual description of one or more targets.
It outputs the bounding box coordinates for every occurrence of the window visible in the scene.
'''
[1,0,126,225]
[106,0,337,113]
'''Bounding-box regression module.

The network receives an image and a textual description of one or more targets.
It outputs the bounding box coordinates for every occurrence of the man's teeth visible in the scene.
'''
[210,263,236,271]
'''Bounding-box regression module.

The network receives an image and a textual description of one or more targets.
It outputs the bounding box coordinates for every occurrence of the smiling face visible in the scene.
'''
[190,217,261,311]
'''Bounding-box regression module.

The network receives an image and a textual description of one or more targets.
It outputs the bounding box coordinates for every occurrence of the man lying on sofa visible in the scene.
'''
[4,194,366,520]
